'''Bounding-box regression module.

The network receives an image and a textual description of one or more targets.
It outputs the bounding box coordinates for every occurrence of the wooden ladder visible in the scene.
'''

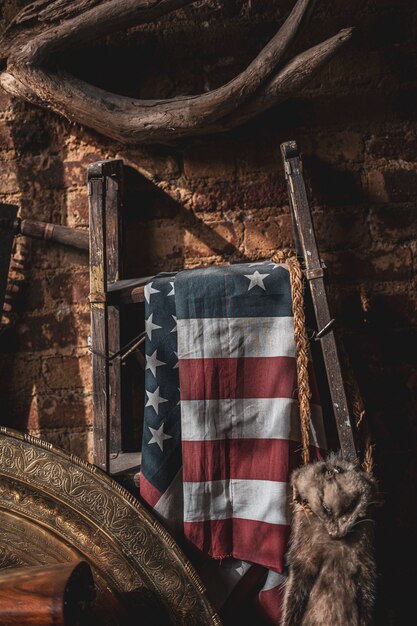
[87,143,358,485]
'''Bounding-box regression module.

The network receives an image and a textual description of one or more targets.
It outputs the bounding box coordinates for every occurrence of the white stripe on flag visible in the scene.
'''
[183,479,290,525]
[177,316,295,359]
[261,570,286,592]
[181,398,326,449]
[153,468,184,537]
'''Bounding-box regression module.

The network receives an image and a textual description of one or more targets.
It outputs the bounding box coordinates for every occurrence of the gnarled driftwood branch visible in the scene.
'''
[0,0,353,144]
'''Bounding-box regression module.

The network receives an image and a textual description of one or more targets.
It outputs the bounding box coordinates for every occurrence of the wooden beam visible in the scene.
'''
[88,159,123,472]
[280,140,357,460]
[105,162,124,456]
[0,204,18,313]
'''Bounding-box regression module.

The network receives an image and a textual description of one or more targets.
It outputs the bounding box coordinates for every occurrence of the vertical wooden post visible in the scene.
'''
[280,141,357,460]
[106,166,124,457]
[88,160,123,472]
[0,204,18,315]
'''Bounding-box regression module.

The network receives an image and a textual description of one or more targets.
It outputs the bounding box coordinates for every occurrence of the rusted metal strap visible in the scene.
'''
[280,140,357,460]
[88,330,146,363]
[305,266,325,280]
[43,222,55,240]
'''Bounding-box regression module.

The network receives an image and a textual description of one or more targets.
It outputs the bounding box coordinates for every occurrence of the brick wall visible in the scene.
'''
[0,1,416,623]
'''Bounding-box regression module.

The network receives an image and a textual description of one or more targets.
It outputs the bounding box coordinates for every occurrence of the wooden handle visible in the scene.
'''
[18,218,89,251]
[0,561,95,625]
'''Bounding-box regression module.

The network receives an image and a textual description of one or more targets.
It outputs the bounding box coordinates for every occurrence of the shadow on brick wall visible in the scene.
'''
[0,98,91,459]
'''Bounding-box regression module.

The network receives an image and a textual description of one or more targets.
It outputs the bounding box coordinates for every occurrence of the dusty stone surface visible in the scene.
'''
[0,1,416,623]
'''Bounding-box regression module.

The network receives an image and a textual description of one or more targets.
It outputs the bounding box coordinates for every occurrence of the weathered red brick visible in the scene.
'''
[324,246,413,282]
[243,210,294,256]
[50,271,89,304]
[41,354,91,392]
[66,190,89,226]
[184,219,243,257]
[18,156,65,191]
[11,118,52,156]
[327,285,368,329]
[0,122,15,152]
[0,89,12,114]
[183,142,237,180]
[123,148,181,180]
[17,277,45,312]
[0,354,41,396]
[15,311,78,351]
[24,392,92,431]
[382,168,417,203]
[125,218,185,275]
[35,428,93,460]
[367,132,417,161]
[63,152,105,188]
[0,158,20,194]
[363,170,390,203]
[189,177,288,213]
[369,206,416,242]
[313,209,370,251]
[313,132,364,164]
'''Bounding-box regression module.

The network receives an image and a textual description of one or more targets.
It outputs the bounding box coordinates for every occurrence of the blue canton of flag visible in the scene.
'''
[140,273,181,512]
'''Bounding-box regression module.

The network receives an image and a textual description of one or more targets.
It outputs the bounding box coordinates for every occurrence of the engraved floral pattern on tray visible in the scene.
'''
[0,428,221,626]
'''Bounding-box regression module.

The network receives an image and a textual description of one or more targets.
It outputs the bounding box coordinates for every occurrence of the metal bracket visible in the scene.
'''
[313,318,336,341]
[305,265,326,280]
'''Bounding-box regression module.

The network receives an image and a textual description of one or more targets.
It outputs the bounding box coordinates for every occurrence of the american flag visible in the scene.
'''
[140,262,326,624]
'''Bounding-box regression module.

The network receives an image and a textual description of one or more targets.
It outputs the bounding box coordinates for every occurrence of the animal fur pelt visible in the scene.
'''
[280,452,378,626]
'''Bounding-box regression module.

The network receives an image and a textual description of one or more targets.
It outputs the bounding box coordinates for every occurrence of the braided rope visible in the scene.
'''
[272,249,311,464]
[272,249,374,470]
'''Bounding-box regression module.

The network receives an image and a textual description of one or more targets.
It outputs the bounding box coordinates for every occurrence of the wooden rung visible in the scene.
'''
[107,276,154,304]
[110,451,141,476]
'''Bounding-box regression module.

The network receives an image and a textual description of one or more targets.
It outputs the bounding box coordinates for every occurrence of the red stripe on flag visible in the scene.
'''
[182,438,319,482]
[184,518,290,572]
[139,473,163,508]
[220,564,269,622]
[255,583,284,625]
[179,356,296,400]
[179,356,321,404]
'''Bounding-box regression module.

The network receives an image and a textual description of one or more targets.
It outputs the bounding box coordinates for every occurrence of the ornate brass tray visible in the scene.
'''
[0,428,220,625]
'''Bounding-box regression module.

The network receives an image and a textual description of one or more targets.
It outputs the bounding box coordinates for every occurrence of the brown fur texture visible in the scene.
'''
[280,452,378,626]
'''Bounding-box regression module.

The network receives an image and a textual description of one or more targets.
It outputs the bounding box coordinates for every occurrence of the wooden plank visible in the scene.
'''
[105,165,124,456]
[280,140,357,460]
[88,173,109,472]
[0,204,18,312]
[88,160,122,472]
